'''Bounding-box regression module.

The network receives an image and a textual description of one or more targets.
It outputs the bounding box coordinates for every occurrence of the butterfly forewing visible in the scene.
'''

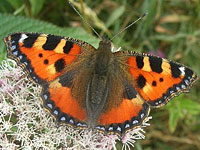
[121,51,198,107]
[4,32,95,84]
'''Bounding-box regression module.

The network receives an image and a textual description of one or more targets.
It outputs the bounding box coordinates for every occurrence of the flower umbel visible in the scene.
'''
[0,59,151,150]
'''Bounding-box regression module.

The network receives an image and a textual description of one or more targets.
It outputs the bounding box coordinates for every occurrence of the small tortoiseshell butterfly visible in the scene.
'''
[3,32,198,136]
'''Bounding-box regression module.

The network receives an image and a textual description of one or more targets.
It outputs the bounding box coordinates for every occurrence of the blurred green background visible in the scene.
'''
[0,0,199,149]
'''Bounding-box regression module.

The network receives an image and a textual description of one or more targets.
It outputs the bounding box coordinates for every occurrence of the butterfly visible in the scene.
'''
[4,32,198,136]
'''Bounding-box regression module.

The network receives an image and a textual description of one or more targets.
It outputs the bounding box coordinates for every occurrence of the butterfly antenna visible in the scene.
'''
[110,12,148,41]
[69,2,102,40]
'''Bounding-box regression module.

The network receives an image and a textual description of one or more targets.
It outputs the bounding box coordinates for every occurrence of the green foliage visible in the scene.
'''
[0,0,200,149]
[29,0,45,16]
[0,14,98,61]
[167,95,200,133]
[106,5,125,28]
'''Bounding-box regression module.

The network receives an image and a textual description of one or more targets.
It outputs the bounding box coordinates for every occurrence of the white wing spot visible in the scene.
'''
[60,116,66,121]
[69,119,74,124]
[96,126,101,129]
[77,123,82,126]
[185,79,189,85]
[19,34,28,43]
[108,126,114,131]
[43,94,48,100]
[11,45,16,50]
[125,123,130,128]
[111,46,121,52]
[24,62,28,66]
[116,126,121,132]
[100,126,105,130]
[181,84,186,89]
[132,120,138,124]
[53,110,58,115]
[140,113,144,118]
[47,103,53,109]
[13,51,18,56]
[81,123,87,127]
[179,66,185,76]
[19,55,23,60]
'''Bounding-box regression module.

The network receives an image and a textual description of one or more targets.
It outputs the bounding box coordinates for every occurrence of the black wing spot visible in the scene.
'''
[159,77,164,82]
[170,62,181,78]
[63,41,73,54]
[23,34,39,48]
[137,75,146,89]
[44,59,49,64]
[54,58,65,72]
[42,35,61,50]
[38,53,43,58]
[136,56,144,69]
[152,81,157,86]
[184,67,193,78]
[10,33,21,45]
[149,56,163,73]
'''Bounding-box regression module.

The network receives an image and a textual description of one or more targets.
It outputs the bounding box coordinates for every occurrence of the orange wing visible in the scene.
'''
[4,33,95,84]
[97,94,150,135]
[4,32,94,129]
[41,77,87,128]
[41,75,150,134]
[123,51,198,107]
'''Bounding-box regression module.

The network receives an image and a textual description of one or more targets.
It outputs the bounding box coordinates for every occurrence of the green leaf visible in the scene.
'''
[29,0,45,16]
[10,126,18,132]
[168,99,183,133]
[0,13,99,62]
[167,95,200,133]
[106,6,125,28]
[69,0,110,35]
[7,0,24,9]
[169,106,182,133]
[0,0,13,13]
[180,98,200,115]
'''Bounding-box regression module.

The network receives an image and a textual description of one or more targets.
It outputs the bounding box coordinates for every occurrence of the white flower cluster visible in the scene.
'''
[0,59,151,150]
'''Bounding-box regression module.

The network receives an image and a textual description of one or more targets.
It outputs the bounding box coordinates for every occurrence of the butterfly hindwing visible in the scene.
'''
[122,51,198,107]
[41,77,87,128]
[98,92,150,134]
[4,32,95,84]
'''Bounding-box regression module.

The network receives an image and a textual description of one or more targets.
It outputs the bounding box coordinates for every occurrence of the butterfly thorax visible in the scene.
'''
[94,40,112,75]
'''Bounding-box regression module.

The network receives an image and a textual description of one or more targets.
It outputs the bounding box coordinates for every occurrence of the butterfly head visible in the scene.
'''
[98,35,112,52]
